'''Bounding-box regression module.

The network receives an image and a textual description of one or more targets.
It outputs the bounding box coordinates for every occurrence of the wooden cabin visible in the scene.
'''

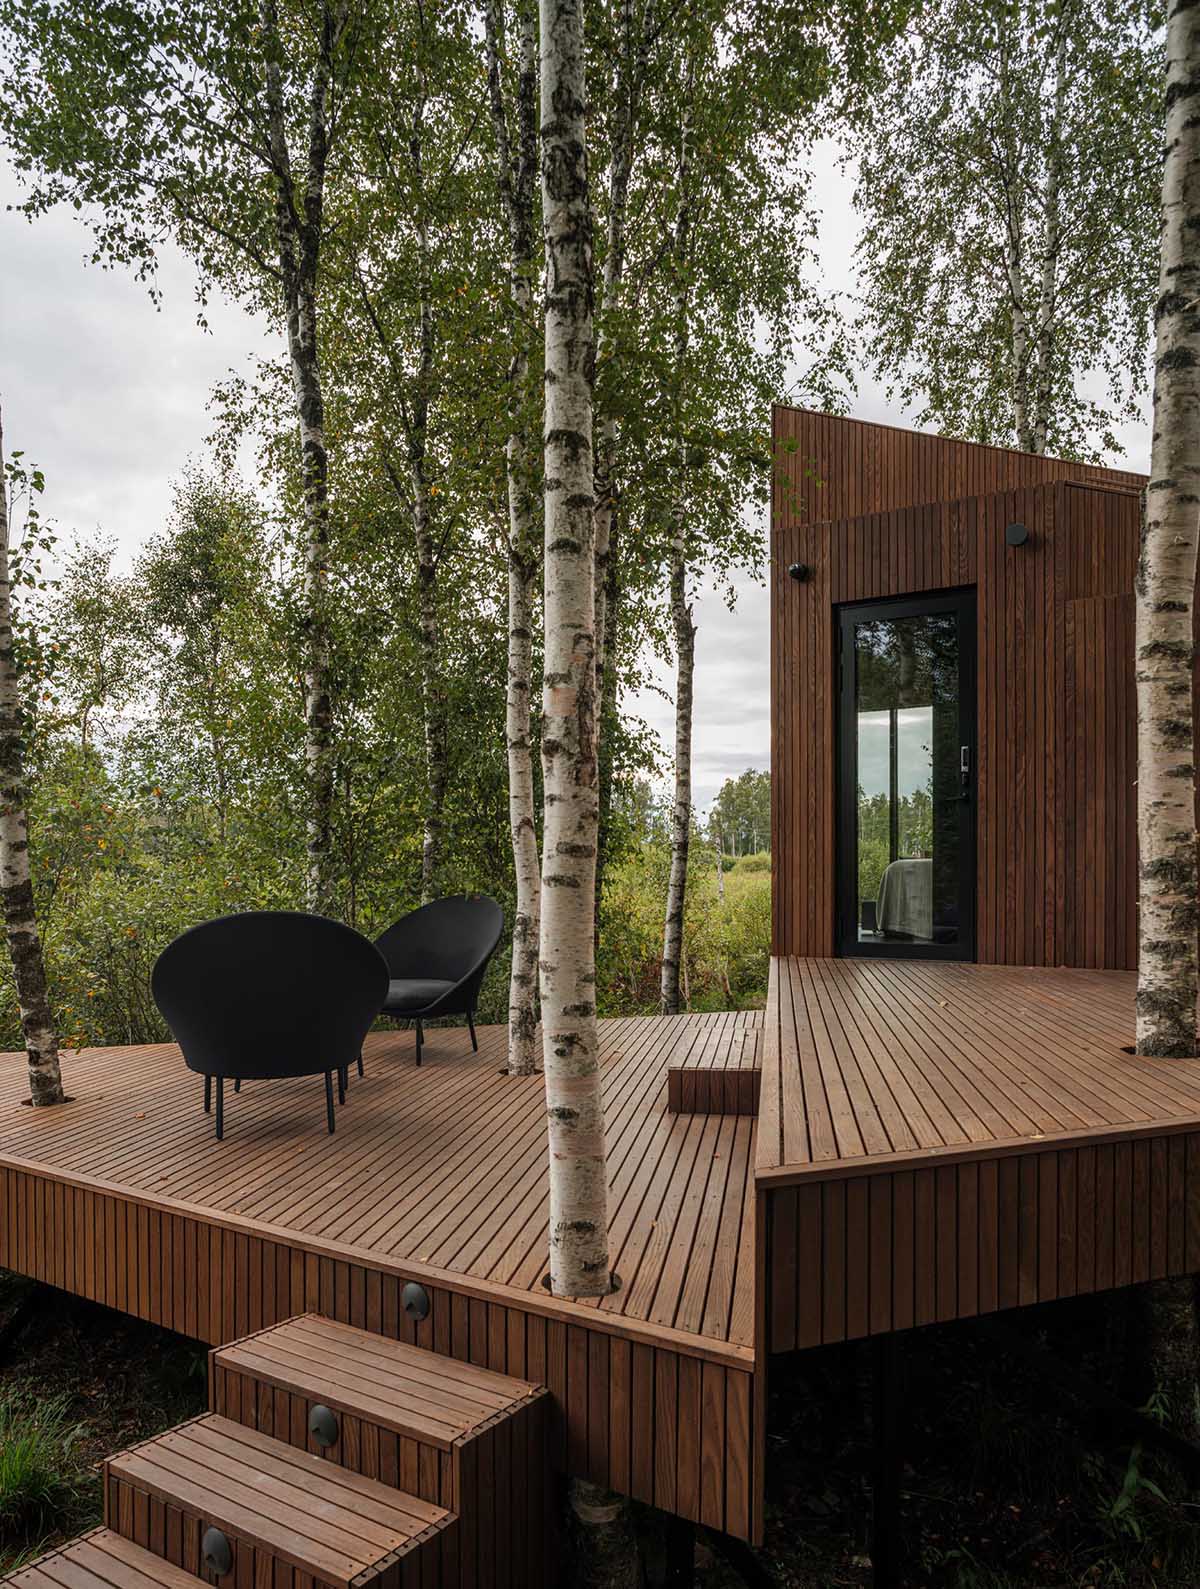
[8,408,1200,1589]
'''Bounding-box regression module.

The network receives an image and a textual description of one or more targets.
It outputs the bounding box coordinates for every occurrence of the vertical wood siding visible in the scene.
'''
[766,1130,1200,1352]
[0,1165,758,1543]
[771,406,1145,967]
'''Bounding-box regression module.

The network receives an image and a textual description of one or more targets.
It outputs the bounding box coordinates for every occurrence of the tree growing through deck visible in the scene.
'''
[0,406,64,1108]
[537,0,612,1300]
[1135,0,1200,1062]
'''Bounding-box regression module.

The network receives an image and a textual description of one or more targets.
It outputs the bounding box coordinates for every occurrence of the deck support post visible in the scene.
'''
[662,1515,694,1586]
[871,1332,905,1589]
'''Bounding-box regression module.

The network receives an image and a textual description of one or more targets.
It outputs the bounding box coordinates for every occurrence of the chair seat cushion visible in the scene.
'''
[382,977,457,1013]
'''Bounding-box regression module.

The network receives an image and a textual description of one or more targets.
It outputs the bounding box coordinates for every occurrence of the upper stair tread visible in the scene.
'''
[216,1312,542,1449]
[107,1414,450,1589]
[5,1530,206,1589]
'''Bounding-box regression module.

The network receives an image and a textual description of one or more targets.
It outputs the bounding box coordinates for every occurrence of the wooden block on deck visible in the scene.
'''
[667,1066,761,1116]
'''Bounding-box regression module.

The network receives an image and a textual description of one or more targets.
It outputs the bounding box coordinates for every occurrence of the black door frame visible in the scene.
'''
[835,588,977,961]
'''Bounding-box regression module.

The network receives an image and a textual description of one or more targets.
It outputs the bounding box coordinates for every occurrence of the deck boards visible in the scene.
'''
[761,957,1200,1352]
[0,1011,758,1351]
[758,958,1200,1176]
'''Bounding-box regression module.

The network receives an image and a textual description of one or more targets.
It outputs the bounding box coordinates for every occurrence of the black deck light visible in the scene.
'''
[787,561,811,581]
[309,1404,339,1448]
[402,1280,431,1320]
[201,1528,233,1577]
[1005,521,1030,547]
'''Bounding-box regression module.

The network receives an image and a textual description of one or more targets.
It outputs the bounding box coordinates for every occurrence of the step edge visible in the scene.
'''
[215,1348,547,1453]
[105,1448,455,1589]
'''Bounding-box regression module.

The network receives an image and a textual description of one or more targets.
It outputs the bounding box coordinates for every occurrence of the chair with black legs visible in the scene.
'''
[373,895,503,1066]
[152,911,390,1140]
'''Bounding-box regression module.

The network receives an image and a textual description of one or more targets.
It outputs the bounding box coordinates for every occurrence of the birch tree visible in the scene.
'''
[1135,0,1200,1060]
[0,411,65,1107]
[659,76,696,1018]
[0,0,358,911]
[848,0,1162,458]
[486,0,545,1074]
[539,0,612,1297]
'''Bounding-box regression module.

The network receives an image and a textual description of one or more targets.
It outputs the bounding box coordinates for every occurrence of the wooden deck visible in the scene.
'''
[760,958,1200,1351]
[0,1010,763,1541]
[10,962,1200,1545]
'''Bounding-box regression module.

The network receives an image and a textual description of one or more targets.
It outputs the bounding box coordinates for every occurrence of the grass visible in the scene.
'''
[0,1391,86,1552]
[0,1269,206,1571]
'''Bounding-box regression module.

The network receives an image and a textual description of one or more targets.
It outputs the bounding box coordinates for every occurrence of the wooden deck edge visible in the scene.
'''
[755,1109,1200,1189]
[0,1148,754,1371]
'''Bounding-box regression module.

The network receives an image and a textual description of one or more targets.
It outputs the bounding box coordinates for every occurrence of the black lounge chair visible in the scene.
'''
[374,895,504,1065]
[152,911,389,1139]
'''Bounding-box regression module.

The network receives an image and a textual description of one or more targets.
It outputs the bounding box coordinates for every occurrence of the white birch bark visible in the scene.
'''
[0,404,64,1107]
[660,88,695,1019]
[538,0,611,1295]
[486,0,543,1073]
[409,72,447,905]
[262,0,344,915]
[1135,0,1200,1059]
[1029,25,1067,456]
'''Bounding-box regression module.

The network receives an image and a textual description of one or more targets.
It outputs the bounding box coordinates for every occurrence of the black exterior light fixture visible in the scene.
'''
[1005,521,1030,547]
[787,561,811,582]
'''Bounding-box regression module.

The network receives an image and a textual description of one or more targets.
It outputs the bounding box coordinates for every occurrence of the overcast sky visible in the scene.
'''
[0,143,1152,818]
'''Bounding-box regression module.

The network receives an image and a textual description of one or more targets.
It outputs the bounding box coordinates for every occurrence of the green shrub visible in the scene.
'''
[731,851,771,874]
[0,1392,85,1544]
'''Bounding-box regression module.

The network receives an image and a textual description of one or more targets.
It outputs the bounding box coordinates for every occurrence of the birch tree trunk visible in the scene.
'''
[1030,25,1067,456]
[0,405,64,1107]
[1135,0,1200,1060]
[538,0,611,1297]
[486,0,543,1074]
[263,0,343,916]
[409,74,447,905]
[660,88,695,1019]
[592,0,650,939]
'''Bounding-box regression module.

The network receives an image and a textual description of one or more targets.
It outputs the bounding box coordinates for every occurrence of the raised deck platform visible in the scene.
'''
[0,1011,761,1541]
[760,958,1200,1352]
[6,965,1200,1552]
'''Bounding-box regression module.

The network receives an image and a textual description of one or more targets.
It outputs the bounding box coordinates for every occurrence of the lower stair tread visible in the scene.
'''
[6,1529,206,1589]
[107,1414,451,1589]
[214,1312,543,1449]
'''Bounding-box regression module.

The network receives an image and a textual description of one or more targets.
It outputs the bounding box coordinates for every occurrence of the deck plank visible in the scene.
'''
[0,1012,758,1353]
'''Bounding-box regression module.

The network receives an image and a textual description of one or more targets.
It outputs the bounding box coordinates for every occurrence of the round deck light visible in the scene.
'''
[202,1527,233,1577]
[309,1404,339,1448]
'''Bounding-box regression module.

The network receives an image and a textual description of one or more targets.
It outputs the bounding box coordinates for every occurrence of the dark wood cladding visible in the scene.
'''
[772,403,1145,529]
[667,1067,761,1116]
[771,404,1145,966]
[0,1162,757,1544]
[766,1131,1200,1352]
[1064,595,1137,969]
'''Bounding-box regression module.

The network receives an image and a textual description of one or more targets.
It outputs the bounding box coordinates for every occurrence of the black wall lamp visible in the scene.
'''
[787,562,811,582]
[1005,521,1030,547]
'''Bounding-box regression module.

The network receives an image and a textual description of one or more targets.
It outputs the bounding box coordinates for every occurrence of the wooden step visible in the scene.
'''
[105,1414,452,1589]
[211,1312,540,1452]
[210,1313,551,1588]
[4,1529,206,1589]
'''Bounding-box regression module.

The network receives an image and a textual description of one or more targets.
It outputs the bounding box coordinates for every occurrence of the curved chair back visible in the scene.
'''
[374,895,504,999]
[152,911,389,1080]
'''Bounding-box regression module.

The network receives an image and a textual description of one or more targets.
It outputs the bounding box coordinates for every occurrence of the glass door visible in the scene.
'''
[836,591,976,959]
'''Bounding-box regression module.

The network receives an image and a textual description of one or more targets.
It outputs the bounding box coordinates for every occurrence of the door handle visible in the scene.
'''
[960,745,971,801]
